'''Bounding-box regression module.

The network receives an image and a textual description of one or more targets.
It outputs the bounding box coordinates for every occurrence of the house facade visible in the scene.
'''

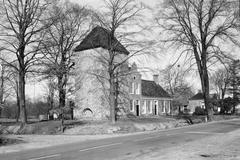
[128,63,172,116]
[73,26,172,120]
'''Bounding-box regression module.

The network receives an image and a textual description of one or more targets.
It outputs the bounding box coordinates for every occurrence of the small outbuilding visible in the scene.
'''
[188,92,205,114]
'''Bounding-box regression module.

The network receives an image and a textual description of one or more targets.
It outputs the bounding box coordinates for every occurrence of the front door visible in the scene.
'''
[136,105,140,116]
[136,100,140,116]
[154,101,158,115]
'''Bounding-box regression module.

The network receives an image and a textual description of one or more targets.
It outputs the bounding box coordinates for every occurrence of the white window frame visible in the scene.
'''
[149,100,153,114]
[167,101,171,113]
[162,100,166,113]
[136,83,140,95]
[142,100,147,114]
[130,82,134,94]
[130,100,135,112]
[201,102,205,109]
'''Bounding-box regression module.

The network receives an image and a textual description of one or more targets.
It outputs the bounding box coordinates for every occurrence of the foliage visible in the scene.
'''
[1,100,49,119]
[228,60,240,100]
[220,97,239,114]
[160,65,194,108]
[210,67,231,99]
[193,107,207,116]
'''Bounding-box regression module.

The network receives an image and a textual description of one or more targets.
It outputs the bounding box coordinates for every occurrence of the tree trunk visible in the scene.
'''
[195,47,212,121]
[114,78,119,120]
[200,62,213,121]
[109,75,116,124]
[19,71,27,124]
[58,75,66,132]
[15,79,20,122]
[0,64,4,118]
[58,75,66,109]
[16,92,20,122]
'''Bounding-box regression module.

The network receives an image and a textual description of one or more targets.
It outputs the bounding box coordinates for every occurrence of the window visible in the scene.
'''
[159,100,164,113]
[165,101,169,113]
[147,100,151,113]
[162,101,166,113]
[149,100,152,114]
[142,100,147,114]
[201,102,205,109]
[168,101,171,113]
[130,82,134,94]
[136,83,140,94]
[130,100,134,112]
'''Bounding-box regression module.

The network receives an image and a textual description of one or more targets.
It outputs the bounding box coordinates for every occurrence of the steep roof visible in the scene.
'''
[141,80,171,98]
[189,92,204,100]
[74,26,129,55]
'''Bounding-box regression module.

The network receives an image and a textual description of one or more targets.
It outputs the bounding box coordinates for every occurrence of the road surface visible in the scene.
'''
[1,119,240,160]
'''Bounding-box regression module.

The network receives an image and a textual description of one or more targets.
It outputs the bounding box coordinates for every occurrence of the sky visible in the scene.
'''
[26,0,240,100]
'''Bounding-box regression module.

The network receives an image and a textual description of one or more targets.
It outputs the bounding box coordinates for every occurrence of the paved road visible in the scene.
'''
[1,119,240,160]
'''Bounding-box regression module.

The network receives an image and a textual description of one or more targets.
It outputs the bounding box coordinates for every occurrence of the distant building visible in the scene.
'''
[188,92,219,114]
[188,92,205,114]
[73,26,172,120]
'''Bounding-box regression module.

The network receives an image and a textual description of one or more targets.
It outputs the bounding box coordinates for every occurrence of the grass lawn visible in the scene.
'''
[0,114,239,135]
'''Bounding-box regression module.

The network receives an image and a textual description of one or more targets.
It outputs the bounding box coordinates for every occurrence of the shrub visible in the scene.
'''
[193,107,206,115]
[220,97,239,114]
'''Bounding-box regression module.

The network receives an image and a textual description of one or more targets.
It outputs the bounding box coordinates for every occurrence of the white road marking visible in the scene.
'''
[185,131,223,135]
[28,154,61,160]
[79,142,122,152]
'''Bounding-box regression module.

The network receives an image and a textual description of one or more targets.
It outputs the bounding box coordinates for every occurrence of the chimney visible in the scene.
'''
[153,74,159,84]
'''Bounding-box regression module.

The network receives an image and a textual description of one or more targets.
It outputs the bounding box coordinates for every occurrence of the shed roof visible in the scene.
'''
[141,80,171,98]
[74,26,129,55]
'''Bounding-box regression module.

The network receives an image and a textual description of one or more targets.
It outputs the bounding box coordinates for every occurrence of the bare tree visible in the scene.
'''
[160,65,187,96]
[91,0,148,123]
[7,67,20,121]
[228,59,240,100]
[160,64,194,111]
[40,1,91,126]
[0,57,19,119]
[210,67,230,99]
[0,60,10,116]
[0,0,52,124]
[156,0,240,120]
